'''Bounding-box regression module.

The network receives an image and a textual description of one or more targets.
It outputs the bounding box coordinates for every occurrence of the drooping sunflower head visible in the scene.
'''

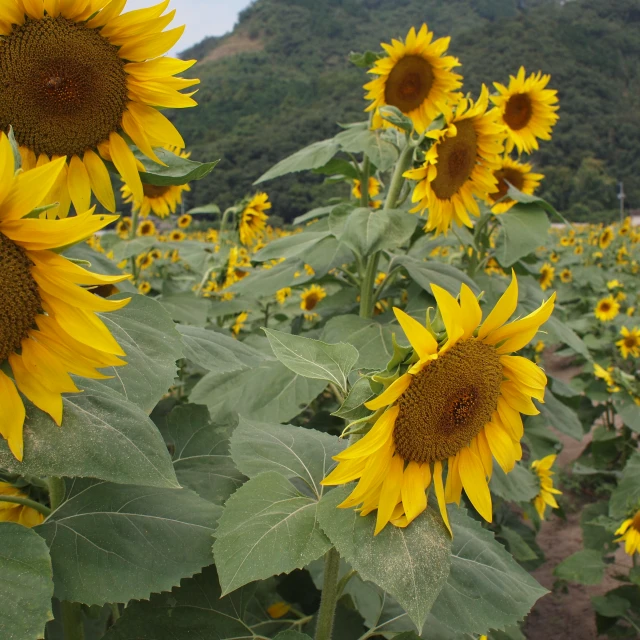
[323,273,556,535]
[531,454,561,520]
[0,482,44,527]
[300,284,327,320]
[616,326,640,359]
[595,296,620,322]
[404,85,504,235]
[364,24,462,133]
[491,67,559,154]
[488,157,543,214]
[0,132,129,460]
[239,192,271,247]
[0,1,198,218]
[615,510,640,556]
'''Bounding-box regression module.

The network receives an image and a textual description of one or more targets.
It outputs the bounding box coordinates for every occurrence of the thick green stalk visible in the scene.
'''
[61,601,85,640]
[0,496,51,517]
[314,547,341,640]
[358,253,380,319]
[48,477,65,511]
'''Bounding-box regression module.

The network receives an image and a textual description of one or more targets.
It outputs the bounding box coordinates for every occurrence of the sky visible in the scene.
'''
[124,0,255,54]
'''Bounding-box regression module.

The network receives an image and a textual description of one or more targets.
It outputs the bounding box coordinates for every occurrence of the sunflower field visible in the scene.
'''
[0,3,639,640]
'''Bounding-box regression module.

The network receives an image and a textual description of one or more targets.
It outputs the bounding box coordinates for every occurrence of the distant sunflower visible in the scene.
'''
[595,296,620,322]
[404,85,504,235]
[0,482,43,527]
[574,244,584,256]
[616,327,640,359]
[364,24,462,133]
[169,229,186,242]
[531,454,562,520]
[559,268,572,284]
[616,510,640,556]
[323,273,556,535]
[599,227,614,250]
[594,363,620,393]
[136,253,153,270]
[137,220,156,237]
[138,281,151,295]
[239,193,271,246]
[352,177,382,208]
[488,157,543,214]
[0,1,198,217]
[300,284,327,320]
[178,213,192,228]
[232,311,248,336]
[539,263,555,290]
[0,133,128,460]
[276,287,292,305]
[491,67,559,154]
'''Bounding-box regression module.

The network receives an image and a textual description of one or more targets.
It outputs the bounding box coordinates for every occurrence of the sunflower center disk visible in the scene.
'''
[490,166,525,202]
[503,93,533,131]
[0,233,41,362]
[143,184,172,199]
[384,55,435,114]
[393,340,503,464]
[430,119,478,200]
[0,16,128,158]
[304,294,320,311]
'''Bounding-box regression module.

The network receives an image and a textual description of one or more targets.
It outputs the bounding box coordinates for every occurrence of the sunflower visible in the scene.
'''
[138,281,151,295]
[116,217,132,238]
[322,273,556,535]
[531,454,562,520]
[136,252,153,270]
[607,279,623,290]
[559,268,572,284]
[404,86,504,235]
[232,312,248,336]
[276,287,292,305]
[300,285,327,321]
[0,1,197,218]
[549,251,559,263]
[169,229,185,242]
[539,263,555,290]
[491,67,559,154]
[178,213,192,228]
[599,227,614,250]
[137,219,156,237]
[616,327,640,359]
[574,244,584,256]
[615,510,640,556]
[488,157,543,214]
[364,24,462,133]
[239,192,271,247]
[595,296,620,322]
[352,177,382,208]
[0,482,44,527]
[0,133,128,460]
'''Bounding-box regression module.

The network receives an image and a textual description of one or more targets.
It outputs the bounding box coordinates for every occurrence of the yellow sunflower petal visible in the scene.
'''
[433,460,451,536]
[365,374,412,411]
[334,406,398,461]
[458,446,492,522]
[375,454,404,535]
[459,284,482,339]
[430,284,464,349]
[393,307,438,360]
[478,272,518,339]
[67,155,92,213]
[83,150,116,212]
[401,460,428,524]
[109,132,144,203]
[0,371,26,461]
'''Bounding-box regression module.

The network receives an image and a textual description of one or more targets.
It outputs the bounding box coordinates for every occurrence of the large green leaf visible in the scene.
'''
[334,125,399,172]
[159,293,212,327]
[103,566,288,639]
[610,452,640,519]
[494,205,551,267]
[229,259,313,298]
[256,139,341,183]
[36,479,221,605]
[133,147,219,186]
[177,324,266,374]
[0,381,178,488]
[393,256,480,296]
[229,418,346,498]
[214,472,331,595]
[490,462,539,503]
[540,315,591,361]
[316,486,451,631]
[339,208,416,257]
[427,507,547,635]
[0,523,54,640]
[253,232,330,262]
[100,295,183,413]
[265,329,359,393]
[190,360,326,424]
[159,404,245,505]
[553,549,605,585]
[536,389,583,440]
[321,315,395,370]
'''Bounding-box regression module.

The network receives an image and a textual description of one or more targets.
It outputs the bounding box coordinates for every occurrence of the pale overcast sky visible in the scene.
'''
[124,0,254,54]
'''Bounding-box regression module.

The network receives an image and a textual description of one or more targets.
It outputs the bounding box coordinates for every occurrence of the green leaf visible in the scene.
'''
[506,184,570,225]
[36,479,220,605]
[543,316,592,362]
[334,126,399,172]
[133,147,219,186]
[614,397,640,433]
[553,549,605,585]
[256,139,341,183]
[314,157,359,179]
[187,203,221,215]
[214,472,331,595]
[494,205,551,267]
[333,377,374,421]
[393,256,480,296]
[100,295,183,413]
[273,633,313,640]
[536,389,583,440]
[490,462,539,502]
[428,507,547,635]
[109,237,156,261]
[610,452,640,519]
[581,502,616,552]
[229,259,312,297]
[177,324,266,374]
[591,594,631,618]
[159,404,245,505]
[265,329,359,393]
[0,380,178,488]
[0,523,54,640]
[190,359,326,424]
[316,486,451,631]
[253,231,329,262]
[322,315,395,370]
[159,292,212,327]
[304,235,354,277]
[293,205,335,226]
[498,526,538,562]
[230,418,346,497]
[339,208,416,257]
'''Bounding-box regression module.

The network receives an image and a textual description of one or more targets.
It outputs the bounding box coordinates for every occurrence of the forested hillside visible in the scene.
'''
[173,0,640,222]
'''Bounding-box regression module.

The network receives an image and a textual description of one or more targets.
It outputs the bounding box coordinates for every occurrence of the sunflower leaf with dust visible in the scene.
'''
[264,328,359,394]
[0,523,54,640]
[316,485,451,631]
[35,479,221,606]
[0,380,178,488]
[494,204,551,267]
[214,471,333,595]
[101,566,286,640]
[99,295,184,414]
[426,507,548,636]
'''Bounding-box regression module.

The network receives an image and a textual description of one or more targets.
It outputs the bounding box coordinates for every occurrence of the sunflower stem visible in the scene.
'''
[359,156,370,207]
[314,547,341,640]
[48,477,66,510]
[0,496,51,517]
[61,601,85,640]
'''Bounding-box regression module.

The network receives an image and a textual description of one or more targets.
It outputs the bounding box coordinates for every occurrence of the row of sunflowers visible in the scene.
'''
[0,2,638,640]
